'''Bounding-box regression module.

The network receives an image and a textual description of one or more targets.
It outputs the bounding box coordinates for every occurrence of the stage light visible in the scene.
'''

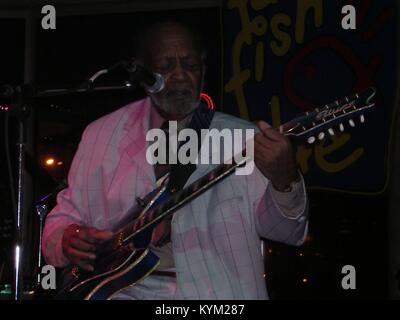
[45,158,55,166]
[302,277,308,283]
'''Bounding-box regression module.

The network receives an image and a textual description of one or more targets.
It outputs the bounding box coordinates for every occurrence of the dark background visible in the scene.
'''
[0,4,396,299]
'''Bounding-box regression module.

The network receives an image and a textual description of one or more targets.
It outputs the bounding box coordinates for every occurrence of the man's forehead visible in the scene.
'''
[146,25,199,53]
[149,36,199,58]
[153,24,193,41]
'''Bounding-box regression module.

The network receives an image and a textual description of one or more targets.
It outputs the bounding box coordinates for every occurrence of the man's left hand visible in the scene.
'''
[254,121,299,192]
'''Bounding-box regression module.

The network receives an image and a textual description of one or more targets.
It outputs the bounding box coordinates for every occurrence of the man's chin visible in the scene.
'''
[165,99,197,116]
[165,109,193,121]
[154,105,191,121]
[167,95,192,105]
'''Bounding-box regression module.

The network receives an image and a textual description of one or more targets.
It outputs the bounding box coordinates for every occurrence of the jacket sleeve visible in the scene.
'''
[42,127,93,267]
[246,166,309,246]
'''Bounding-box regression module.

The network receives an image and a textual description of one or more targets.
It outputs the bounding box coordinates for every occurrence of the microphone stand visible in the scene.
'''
[2,70,144,300]
[6,85,33,301]
[34,179,67,287]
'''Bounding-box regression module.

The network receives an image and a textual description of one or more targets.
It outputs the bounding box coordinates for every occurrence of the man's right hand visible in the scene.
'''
[62,224,113,271]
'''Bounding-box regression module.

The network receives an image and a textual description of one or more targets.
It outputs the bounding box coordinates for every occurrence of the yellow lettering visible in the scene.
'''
[225,0,268,120]
[250,0,277,10]
[255,42,264,81]
[270,13,292,56]
[315,134,364,173]
[270,95,281,128]
[295,0,323,44]
[296,144,313,174]
[296,134,364,174]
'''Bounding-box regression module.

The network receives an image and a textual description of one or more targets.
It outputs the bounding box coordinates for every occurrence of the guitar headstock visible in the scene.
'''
[281,87,376,144]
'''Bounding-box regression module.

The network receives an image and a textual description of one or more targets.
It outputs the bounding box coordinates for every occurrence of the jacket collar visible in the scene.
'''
[121,97,155,185]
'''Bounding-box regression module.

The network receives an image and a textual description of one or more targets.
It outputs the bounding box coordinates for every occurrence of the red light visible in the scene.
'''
[200,93,214,110]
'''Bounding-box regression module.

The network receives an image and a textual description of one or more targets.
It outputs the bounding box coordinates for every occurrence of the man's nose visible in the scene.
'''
[170,61,188,81]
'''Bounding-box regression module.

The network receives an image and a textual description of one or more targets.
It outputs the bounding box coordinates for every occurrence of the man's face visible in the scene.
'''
[144,26,204,120]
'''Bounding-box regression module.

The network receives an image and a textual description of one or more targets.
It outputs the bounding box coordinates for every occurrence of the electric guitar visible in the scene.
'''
[55,87,376,299]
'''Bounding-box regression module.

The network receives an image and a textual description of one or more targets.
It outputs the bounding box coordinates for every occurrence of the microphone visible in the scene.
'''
[124,61,165,94]
[84,60,165,94]
[115,60,165,94]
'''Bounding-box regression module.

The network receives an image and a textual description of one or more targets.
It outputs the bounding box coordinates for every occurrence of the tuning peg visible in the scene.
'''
[307,136,316,144]
[328,128,335,136]
[318,132,325,140]
[348,119,355,127]
[360,114,365,123]
[339,123,344,132]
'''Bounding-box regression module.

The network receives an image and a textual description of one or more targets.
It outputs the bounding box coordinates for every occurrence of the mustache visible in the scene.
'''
[165,85,192,98]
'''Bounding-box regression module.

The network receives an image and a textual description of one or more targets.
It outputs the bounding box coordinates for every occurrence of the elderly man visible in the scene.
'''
[42,21,308,299]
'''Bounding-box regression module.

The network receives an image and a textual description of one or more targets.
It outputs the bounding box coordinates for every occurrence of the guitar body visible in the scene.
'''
[55,185,171,300]
[55,248,160,300]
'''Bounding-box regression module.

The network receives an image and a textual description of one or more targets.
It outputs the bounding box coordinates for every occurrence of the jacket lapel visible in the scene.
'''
[120,97,156,186]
